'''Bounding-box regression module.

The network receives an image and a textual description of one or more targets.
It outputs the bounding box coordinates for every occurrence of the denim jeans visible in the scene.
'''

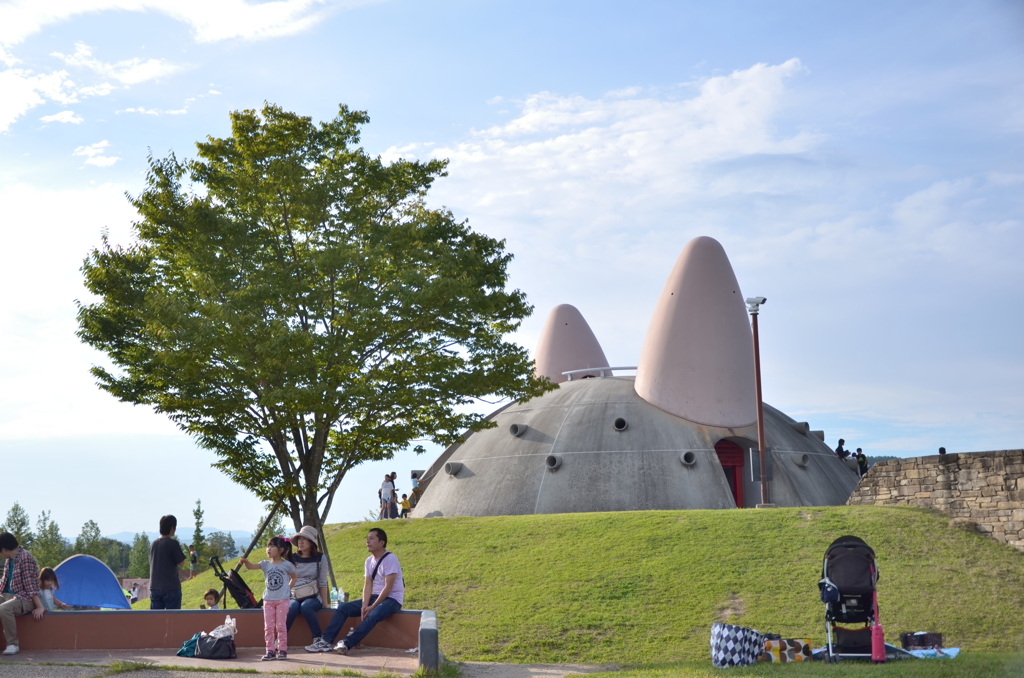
[322,594,402,648]
[149,588,182,610]
[286,595,324,637]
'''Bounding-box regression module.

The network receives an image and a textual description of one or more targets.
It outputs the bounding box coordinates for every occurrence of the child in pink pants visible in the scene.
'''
[241,536,296,660]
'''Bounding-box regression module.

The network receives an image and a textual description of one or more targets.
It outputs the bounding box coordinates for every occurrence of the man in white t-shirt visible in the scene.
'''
[379,475,395,520]
[304,528,404,654]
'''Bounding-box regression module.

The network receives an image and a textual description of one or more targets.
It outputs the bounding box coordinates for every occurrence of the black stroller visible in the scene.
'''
[818,535,883,663]
[209,555,261,609]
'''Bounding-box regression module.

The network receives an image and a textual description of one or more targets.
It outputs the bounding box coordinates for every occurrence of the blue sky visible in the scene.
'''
[1,1,1022,536]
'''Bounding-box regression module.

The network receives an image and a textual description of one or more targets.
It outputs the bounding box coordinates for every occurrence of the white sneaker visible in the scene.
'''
[2,645,19,656]
[335,640,350,655]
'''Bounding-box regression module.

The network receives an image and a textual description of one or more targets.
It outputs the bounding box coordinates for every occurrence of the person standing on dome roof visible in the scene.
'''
[834,439,850,460]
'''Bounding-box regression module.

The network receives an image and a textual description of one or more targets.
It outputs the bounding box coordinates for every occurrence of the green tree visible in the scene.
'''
[127,532,150,578]
[101,538,131,576]
[33,511,69,568]
[191,499,207,561]
[76,103,553,530]
[74,520,104,559]
[206,531,237,560]
[1,503,33,549]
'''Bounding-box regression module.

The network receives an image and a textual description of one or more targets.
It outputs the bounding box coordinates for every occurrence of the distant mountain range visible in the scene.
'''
[105,529,254,551]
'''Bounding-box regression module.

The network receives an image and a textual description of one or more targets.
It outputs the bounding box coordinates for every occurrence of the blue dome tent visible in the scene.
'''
[54,554,131,609]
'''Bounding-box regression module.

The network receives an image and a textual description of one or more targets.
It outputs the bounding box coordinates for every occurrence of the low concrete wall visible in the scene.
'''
[13,608,420,651]
[847,449,1024,551]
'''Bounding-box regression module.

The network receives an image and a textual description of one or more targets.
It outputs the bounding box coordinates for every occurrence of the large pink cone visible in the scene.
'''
[534,304,611,384]
[634,236,757,427]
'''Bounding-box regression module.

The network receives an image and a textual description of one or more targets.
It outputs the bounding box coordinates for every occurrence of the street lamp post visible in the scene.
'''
[745,296,771,506]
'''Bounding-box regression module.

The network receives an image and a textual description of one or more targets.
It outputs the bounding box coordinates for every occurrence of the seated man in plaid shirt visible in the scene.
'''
[0,532,45,656]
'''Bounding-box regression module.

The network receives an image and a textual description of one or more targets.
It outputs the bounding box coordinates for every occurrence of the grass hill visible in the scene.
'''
[168,506,1024,664]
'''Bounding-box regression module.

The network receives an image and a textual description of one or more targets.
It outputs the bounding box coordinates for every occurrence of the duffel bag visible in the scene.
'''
[195,634,237,659]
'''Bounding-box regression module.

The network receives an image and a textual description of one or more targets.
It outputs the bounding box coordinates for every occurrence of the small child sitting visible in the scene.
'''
[400,494,411,518]
[203,588,220,610]
[39,568,68,611]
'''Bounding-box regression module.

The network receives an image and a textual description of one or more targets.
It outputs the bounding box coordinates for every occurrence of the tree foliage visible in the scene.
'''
[101,537,131,576]
[128,533,150,578]
[74,520,104,560]
[206,531,237,560]
[33,511,69,569]
[77,103,553,529]
[2,503,33,549]
[191,499,207,559]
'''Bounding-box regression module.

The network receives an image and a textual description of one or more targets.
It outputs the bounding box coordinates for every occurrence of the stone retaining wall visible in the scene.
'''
[847,450,1024,551]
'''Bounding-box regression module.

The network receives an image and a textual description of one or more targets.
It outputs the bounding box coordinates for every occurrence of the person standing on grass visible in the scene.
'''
[0,532,45,656]
[188,545,198,579]
[380,474,395,520]
[149,515,186,609]
[304,527,404,655]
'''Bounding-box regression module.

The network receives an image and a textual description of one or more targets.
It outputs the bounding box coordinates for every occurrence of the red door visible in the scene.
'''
[714,440,745,508]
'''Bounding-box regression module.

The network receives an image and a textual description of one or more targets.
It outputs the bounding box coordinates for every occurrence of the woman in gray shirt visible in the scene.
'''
[285,526,330,642]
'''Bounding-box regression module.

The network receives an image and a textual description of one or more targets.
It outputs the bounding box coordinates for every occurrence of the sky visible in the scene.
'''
[1,0,1022,538]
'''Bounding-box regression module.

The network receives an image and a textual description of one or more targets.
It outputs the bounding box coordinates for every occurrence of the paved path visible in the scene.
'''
[0,645,419,675]
[0,651,616,678]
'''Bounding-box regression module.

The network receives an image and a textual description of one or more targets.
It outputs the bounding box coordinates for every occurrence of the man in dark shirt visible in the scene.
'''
[855,448,869,476]
[149,515,186,610]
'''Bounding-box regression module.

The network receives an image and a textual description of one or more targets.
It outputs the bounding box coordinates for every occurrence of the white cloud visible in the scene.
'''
[84,155,120,167]
[377,59,1024,453]
[40,109,83,123]
[0,68,80,131]
[73,140,120,166]
[0,0,350,48]
[120,107,161,115]
[52,42,183,85]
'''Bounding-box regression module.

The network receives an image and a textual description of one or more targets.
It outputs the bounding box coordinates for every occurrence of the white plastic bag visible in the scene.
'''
[209,615,237,639]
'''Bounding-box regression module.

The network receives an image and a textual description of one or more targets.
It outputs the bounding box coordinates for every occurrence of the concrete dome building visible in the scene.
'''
[414,237,858,517]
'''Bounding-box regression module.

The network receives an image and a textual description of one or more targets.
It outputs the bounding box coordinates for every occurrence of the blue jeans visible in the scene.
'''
[286,595,324,637]
[149,588,182,610]
[322,594,402,648]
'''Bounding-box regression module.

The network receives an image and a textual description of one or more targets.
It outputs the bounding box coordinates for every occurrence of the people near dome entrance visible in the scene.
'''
[410,473,422,506]
[286,526,330,646]
[834,438,850,459]
[855,448,868,476]
[305,527,404,656]
[149,515,186,610]
[0,532,44,655]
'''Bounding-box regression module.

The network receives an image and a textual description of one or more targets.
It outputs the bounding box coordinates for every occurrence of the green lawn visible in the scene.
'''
[571,653,1024,678]
[164,506,1024,665]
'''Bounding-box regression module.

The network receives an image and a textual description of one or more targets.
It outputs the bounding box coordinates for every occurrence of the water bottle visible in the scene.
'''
[330,587,339,609]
